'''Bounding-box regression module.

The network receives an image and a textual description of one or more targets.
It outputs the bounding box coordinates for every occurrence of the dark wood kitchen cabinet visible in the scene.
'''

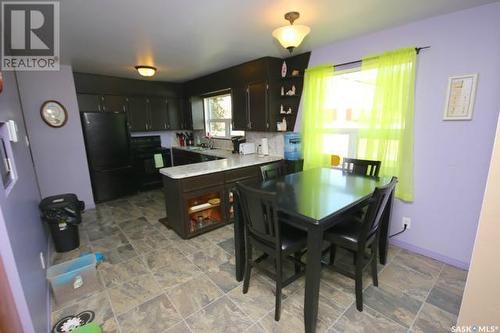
[231,87,247,130]
[246,81,269,131]
[185,57,280,132]
[184,54,310,132]
[77,94,102,112]
[126,96,149,131]
[103,95,127,112]
[74,72,188,132]
[167,97,182,130]
[127,96,182,131]
[232,81,270,131]
[77,93,127,113]
[148,96,169,131]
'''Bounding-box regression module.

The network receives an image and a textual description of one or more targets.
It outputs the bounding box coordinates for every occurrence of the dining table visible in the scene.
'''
[233,167,395,333]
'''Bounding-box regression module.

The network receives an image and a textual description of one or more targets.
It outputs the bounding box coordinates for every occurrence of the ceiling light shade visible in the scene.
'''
[272,11,310,53]
[135,65,156,77]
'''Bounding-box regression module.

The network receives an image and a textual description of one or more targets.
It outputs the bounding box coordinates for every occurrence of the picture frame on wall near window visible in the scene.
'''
[443,73,478,121]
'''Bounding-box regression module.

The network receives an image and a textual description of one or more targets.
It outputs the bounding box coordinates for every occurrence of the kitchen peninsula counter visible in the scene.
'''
[160,147,281,238]
[160,147,282,179]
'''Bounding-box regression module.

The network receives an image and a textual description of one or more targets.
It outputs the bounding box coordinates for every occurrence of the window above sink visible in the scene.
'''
[203,92,244,139]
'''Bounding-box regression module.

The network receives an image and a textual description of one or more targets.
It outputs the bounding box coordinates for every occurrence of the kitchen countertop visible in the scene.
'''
[160,146,282,179]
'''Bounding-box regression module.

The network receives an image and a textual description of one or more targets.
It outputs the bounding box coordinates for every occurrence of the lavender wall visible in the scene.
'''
[295,3,500,268]
[17,66,95,209]
[0,72,49,333]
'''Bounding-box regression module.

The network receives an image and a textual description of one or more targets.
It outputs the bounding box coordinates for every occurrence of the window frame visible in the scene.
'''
[322,67,367,159]
[202,91,243,139]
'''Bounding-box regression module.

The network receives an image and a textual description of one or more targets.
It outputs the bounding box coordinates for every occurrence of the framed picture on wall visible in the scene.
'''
[443,74,478,120]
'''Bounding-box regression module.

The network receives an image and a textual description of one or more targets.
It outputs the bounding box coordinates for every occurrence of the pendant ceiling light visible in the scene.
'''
[272,11,310,54]
[135,65,156,77]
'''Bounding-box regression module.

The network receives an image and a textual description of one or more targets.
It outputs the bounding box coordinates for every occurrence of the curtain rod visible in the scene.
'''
[333,46,430,69]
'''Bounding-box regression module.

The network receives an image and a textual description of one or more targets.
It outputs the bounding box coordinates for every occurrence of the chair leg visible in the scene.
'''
[243,244,252,294]
[371,245,379,287]
[354,253,363,311]
[294,252,301,274]
[329,245,337,265]
[275,254,283,321]
[353,252,357,265]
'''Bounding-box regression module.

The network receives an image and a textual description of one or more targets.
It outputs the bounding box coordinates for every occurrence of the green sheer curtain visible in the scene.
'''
[301,64,335,170]
[358,47,417,201]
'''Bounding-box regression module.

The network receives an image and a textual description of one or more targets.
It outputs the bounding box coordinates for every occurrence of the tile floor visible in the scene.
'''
[51,190,467,333]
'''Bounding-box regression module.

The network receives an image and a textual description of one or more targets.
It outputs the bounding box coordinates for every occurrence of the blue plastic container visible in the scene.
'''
[47,254,99,305]
[284,132,302,161]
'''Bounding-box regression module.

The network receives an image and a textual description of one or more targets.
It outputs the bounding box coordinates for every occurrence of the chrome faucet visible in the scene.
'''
[201,136,214,149]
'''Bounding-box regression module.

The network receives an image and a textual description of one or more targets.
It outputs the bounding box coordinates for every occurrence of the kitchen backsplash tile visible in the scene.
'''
[245,132,284,157]
[192,130,285,156]
[192,130,233,150]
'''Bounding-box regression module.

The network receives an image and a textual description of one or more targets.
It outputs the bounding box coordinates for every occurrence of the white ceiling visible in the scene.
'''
[61,0,497,82]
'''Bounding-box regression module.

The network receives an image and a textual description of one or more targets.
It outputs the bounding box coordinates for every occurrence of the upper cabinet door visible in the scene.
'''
[181,98,193,130]
[247,81,268,131]
[190,96,205,130]
[127,96,149,132]
[231,87,248,131]
[102,95,127,113]
[77,93,102,112]
[149,96,169,131]
[168,97,181,130]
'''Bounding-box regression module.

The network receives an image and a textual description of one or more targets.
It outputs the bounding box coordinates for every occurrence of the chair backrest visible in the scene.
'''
[342,158,381,177]
[236,182,281,250]
[260,161,287,181]
[359,177,398,248]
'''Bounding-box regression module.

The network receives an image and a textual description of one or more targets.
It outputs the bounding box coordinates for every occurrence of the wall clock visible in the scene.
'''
[40,100,68,128]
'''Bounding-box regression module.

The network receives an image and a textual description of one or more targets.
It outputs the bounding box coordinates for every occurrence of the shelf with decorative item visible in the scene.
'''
[186,194,223,235]
[279,103,295,115]
[187,201,221,214]
[188,218,225,236]
[280,75,303,80]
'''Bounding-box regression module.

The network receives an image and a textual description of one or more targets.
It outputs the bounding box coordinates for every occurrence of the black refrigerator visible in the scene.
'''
[81,112,137,202]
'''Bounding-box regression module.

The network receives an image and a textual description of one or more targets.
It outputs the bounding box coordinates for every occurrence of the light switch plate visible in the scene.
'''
[39,252,45,270]
[7,120,18,142]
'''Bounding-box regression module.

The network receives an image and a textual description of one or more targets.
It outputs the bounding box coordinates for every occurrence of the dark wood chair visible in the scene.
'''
[260,161,287,181]
[324,177,397,311]
[236,182,306,321]
[342,158,381,177]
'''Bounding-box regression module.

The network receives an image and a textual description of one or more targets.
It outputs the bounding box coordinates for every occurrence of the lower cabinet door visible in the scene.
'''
[90,166,137,203]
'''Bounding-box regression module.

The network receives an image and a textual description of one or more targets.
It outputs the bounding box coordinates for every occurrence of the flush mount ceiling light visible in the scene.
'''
[135,65,156,77]
[272,11,310,54]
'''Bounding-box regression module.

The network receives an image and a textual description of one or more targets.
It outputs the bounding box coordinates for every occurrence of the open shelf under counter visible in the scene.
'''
[188,202,221,214]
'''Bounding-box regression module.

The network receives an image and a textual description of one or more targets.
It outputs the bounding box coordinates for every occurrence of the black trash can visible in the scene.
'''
[40,194,85,253]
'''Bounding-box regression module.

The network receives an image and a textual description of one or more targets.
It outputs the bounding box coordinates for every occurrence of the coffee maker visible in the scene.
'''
[231,136,246,154]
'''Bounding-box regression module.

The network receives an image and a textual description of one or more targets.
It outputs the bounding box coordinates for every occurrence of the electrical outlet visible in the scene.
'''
[402,217,411,229]
[39,252,45,270]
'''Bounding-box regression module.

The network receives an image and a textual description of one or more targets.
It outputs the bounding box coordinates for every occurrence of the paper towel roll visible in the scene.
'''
[261,138,269,155]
